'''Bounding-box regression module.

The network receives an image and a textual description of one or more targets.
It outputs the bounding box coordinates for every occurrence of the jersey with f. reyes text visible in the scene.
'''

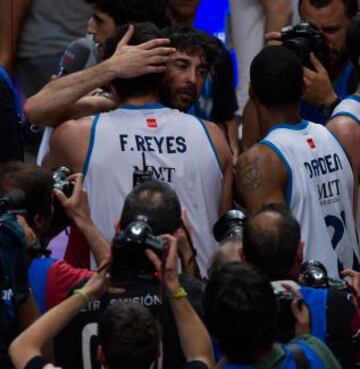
[83,103,223,276]
[261,120,359,278]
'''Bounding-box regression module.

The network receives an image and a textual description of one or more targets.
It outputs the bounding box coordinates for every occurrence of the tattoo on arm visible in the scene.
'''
[237,157,263,192]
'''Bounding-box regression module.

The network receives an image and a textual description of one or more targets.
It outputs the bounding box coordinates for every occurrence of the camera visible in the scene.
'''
[52,166,74,197]
[213,209,246,243]
[111,216,166,280]
[271,281,301,343]
[280,22,328,68]
[300,260,347,290]
[49,167,74,237]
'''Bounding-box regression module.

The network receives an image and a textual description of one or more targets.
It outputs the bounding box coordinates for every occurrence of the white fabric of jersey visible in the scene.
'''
[83,103,223,276]
[331,95,360,236]
[261,120,359,278]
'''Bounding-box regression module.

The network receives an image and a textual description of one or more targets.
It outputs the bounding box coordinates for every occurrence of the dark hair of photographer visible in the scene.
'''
[298,0,358,18]
[120,180,181,235]
[243,203,302,281]
[204,262,277,364]
[102,23,165,101]
[0,162,53,227]
[85,0,170,28]
[250,46,304,106]
[346,14,360,74]
[98,303,161,369]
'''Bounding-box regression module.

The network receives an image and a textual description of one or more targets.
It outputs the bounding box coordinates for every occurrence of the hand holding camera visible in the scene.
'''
[53,172,91,229]
[146,234,180,295]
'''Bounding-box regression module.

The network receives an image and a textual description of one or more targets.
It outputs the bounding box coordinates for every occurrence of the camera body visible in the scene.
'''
[300,260,348,290]
[111,216,166,280]
[281,22,328,68]
[52,167,74,197]
[49,167,74,235]
[213,209,246,243]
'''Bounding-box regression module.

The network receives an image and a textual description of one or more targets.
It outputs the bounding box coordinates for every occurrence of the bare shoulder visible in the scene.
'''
[327,116,360,170]
[48,116,93,172]
[236,143,287,211]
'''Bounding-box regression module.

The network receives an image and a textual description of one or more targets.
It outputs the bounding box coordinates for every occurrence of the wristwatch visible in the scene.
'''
[319,97,341,119]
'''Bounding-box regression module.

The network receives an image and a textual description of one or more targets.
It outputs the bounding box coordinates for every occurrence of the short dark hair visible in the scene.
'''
[299,0,358,18]
[85,0,170,28]
[346,15,360,73]
[98,303,161,369]
[0,162,53,221]
[103,23,164,99]
[203,262,277,364]
[243,204,301,280]
[250,46,303,106]
[161,26,221,68]
[120,180,181,235]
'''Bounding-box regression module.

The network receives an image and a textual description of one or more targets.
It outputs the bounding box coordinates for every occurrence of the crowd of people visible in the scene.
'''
[1,0,360,369]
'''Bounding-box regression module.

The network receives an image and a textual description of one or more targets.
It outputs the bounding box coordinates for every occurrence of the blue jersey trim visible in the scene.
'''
[196,118,222,172]
[83,114,100,177]
[120,103,165,110]
[260,140,293,206]
[267,120,309,135]
[330,112,360,126]
[347,94,360,104]
[28,258,57,314]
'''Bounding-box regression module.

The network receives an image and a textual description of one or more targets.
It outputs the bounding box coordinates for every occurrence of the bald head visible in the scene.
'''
[207,238,243,278]
[243,204,301,280]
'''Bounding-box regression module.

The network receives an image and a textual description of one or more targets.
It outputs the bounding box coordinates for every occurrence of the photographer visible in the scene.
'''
[0,162,110,313]
[53,180,204,369]
[242,0,359,149]
[0,210,42,369]
[203,262,342,369]
[9,237,214,369]
[239,204,360,368]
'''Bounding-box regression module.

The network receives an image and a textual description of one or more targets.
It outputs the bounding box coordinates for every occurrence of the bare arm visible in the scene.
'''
[0,0,31,72]
[54,173,110,266]
[24,25,175,125]
[235,144,287,212]
[9,265,109,369]
[241,99,262,151]
[327,116,360,217]
[206,121,233,214]
[221,118,239,166]
[147,235,215,369]
[260,0,293,33]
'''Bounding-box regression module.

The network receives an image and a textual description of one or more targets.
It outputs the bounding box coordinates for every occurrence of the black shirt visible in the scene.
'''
[0,76,23,162]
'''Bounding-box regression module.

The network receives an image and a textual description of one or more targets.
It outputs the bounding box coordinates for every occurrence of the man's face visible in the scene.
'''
[299,0,351,69]
[160,51,209,111]
[167,0,200,19]
[87,8,116,45]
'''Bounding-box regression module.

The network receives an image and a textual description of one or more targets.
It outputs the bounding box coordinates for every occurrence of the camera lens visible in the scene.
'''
[283,37,311,64]
[213,209,246,243]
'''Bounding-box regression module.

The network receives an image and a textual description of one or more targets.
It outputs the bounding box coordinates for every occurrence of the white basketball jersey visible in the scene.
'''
[83,103,223,276]
[261,120,359,278]
[331,95,360,235]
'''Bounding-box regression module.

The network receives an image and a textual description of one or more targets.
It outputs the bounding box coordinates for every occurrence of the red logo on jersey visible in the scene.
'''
[146,118,157,128]
[306,138,316,149]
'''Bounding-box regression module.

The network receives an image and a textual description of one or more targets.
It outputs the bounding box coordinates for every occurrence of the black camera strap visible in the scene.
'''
[286,343,310,369]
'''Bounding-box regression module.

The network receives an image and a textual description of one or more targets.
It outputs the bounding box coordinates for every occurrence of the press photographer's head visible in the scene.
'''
[0,162,53,237]
[110,180,182,280]
[98,303,161,369]
[243,203,303,281]
[204,262,277,365]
